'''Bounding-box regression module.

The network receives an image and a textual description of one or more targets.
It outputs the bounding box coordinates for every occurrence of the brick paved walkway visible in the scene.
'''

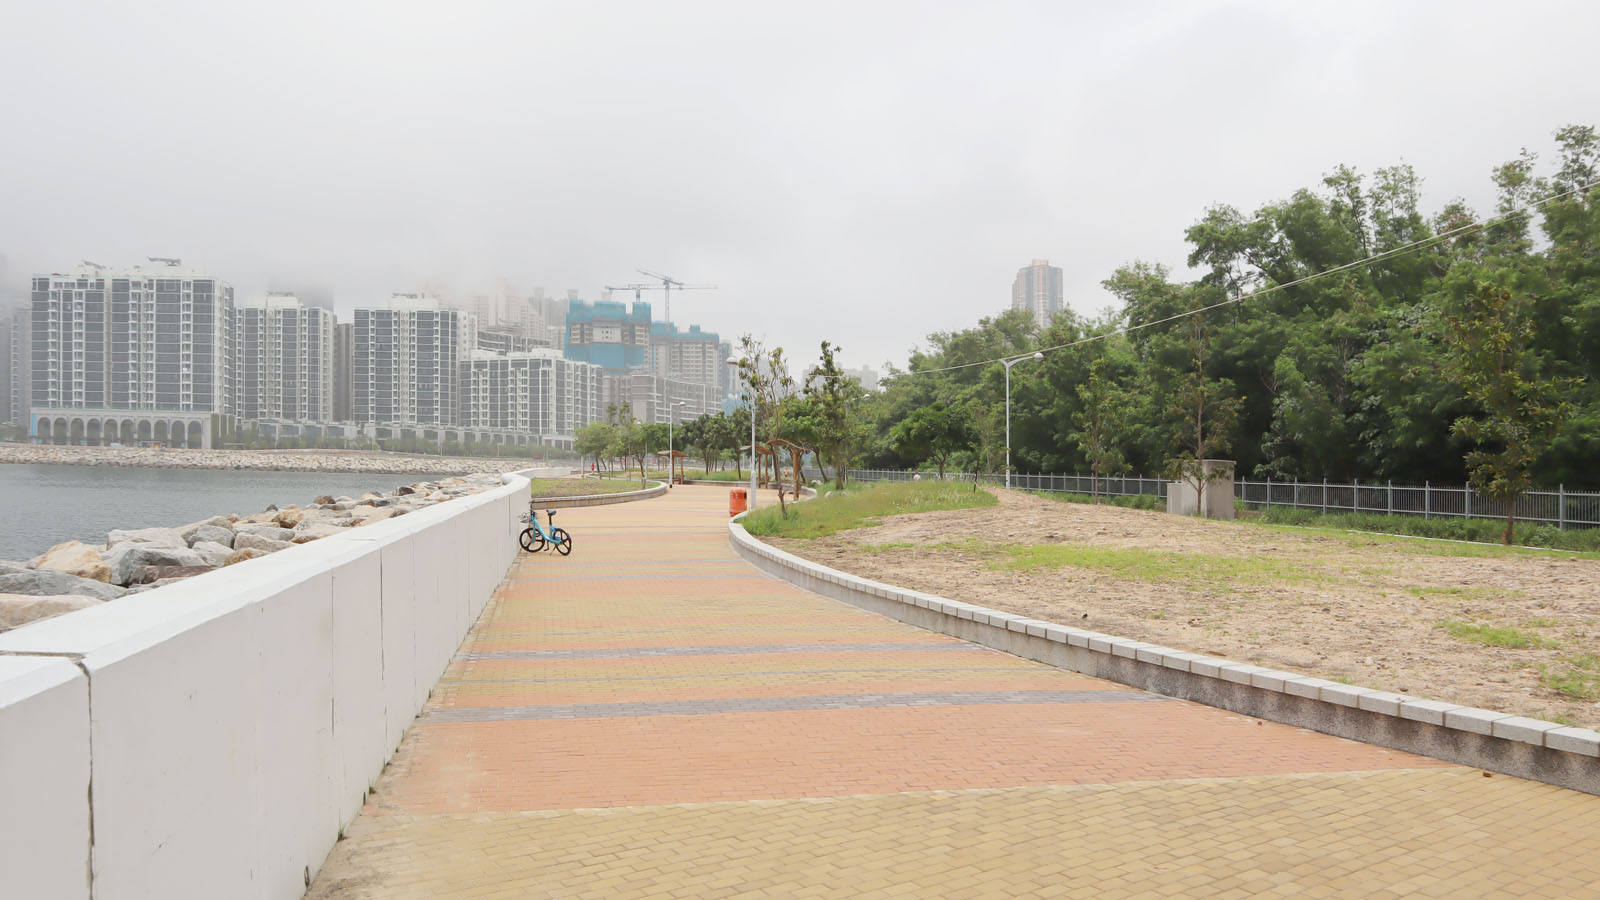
[308,485,1600,899]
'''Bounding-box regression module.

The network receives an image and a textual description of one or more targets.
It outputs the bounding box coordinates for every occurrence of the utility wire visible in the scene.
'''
[853,177,1600,383]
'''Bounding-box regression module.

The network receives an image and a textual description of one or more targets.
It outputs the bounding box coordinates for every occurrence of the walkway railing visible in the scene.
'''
[841,468,1600,530]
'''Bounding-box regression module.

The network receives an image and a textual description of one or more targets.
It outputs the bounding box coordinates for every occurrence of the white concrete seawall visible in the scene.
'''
[0,469,543,899]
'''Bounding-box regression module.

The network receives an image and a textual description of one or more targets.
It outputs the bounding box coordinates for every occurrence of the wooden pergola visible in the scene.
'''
[655,449,687,485]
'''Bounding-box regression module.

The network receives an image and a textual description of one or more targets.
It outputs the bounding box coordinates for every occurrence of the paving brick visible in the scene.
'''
[308,484,1600,900]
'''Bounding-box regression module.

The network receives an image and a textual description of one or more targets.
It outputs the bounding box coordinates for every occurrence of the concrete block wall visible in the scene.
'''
[0,472,528,899]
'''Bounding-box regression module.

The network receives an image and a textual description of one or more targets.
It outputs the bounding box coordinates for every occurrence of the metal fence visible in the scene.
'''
[1234,479,1600,529]
[842,468,1600,530]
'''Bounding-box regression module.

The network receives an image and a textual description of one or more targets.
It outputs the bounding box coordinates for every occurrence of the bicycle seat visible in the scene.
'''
[546,509,556,518]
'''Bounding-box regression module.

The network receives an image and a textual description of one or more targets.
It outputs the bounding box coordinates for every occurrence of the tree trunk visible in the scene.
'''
[1504,507,1516,545]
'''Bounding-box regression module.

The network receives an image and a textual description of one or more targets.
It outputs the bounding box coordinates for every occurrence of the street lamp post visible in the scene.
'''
[667,400,686,488]
[1003,351,1045,489]
[726,357,757,510]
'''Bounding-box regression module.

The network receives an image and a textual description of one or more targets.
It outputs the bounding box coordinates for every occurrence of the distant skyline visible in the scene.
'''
[3,1,1597,372]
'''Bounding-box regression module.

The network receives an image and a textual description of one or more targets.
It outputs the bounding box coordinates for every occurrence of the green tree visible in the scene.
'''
[803,340,868,489]
[1164,294,1242,517]
[891,404,973,480]
[1443,278,1574,543]
[1071,357,1131,502]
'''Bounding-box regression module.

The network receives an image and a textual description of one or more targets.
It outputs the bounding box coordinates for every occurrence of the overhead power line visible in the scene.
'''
[857,176,1600,383]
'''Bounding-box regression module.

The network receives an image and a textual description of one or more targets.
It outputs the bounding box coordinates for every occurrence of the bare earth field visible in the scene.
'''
[769,488,1600,730]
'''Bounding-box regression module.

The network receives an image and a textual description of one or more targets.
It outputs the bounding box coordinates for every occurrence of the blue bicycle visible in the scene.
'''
[520,507,573,555]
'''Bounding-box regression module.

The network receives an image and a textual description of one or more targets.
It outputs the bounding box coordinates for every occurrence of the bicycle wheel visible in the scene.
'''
[551,527,573,556]
[519,527,544,552]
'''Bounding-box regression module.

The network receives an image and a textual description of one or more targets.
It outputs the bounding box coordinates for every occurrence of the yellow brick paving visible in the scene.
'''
[309,485,1600,899]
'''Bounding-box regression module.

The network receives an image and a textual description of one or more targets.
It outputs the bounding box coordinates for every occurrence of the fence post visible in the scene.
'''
[1425,481,1430,520]
[1465,482,1472,520]
[1387,480,1393,516]
[1322,478,1327,514]
[1559,484,1566,530]
[1265,477,1271,510]
[1353,478,1360,514]
[1293,477,1298,511]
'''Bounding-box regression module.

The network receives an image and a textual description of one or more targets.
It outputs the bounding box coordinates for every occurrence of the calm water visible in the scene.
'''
[0,464,448,561]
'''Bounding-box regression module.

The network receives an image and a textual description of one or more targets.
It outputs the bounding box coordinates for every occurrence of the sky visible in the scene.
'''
[1,0,1597,372]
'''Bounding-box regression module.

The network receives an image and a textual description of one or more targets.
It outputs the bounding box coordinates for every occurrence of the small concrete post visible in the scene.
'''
[1425,481,1431,520]
[1387,480,1393,515]
[1354,478,1360,514]
[1559,484,1566,530]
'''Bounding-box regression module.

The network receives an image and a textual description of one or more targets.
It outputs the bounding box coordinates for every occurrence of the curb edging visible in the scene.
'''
[530,482,669,508]
[727,520,1600,796]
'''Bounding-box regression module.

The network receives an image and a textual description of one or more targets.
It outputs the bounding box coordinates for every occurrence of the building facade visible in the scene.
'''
[648,322,722,390]
[1011,259,1063,330]
[333,322,353,422]
[3,306,27,427]
[352,294,473,427]
[233,294,335,423]
[28,263,234,447]
[563,298,653,370]
[459,349,601,447]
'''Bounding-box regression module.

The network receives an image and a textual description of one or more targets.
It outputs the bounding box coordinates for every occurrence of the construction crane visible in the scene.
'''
[635,269,717,324]
[146,256,182,267]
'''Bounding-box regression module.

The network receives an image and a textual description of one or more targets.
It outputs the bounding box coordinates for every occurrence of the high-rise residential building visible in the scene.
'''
[459,349,602,446]
[28,262,233,447]
[233,294,335,423]
[842,365,880,392]
[333,322,353,422]
[477,329,537,355]
[563,298,653,370]
[648,322,722,391]
[3,305,26,427]
[604,372,719,427]
[1011,259,1063,329]
[352,294,474,427]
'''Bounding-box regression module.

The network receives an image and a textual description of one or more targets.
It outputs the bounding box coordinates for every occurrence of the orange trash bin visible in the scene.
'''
[729,487,748,516]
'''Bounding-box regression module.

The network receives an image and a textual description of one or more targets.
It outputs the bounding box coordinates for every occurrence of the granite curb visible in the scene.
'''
[726,519,1600,796]
[528,482,669,508]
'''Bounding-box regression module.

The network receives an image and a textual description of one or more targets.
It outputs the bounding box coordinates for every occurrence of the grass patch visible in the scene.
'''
[1437,619,1555,649]
[739,481,996,539]
[1540,655,1600,700]
[528,478,650,499]
[1028,490,1164,511]
[1250,520,1598,560]
[859,541,917,555]
[685,470,752,482]
[988,542,1312,587]
[1253,507,1600,553]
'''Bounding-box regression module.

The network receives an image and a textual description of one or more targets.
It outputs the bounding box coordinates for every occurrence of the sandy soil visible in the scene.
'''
[770,489,1600,729]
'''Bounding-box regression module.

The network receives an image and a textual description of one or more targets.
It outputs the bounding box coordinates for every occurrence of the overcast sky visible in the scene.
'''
[1,0,1596,371]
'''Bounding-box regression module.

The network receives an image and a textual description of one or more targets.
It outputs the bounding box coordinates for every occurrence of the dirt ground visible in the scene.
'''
[769,488,1600,730]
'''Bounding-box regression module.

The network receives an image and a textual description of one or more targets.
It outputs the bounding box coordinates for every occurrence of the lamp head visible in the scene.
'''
[1032,351,1044,360]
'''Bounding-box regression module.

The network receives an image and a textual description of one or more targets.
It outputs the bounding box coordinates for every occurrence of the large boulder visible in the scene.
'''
[32,540,113,583]
[232,532,294,554]
[189,541,235,567]
[129,564,216,585]
[291,523,345,543]
[106,526,187,549]
[235,524,295,543]
[178,516,232,544]
[0,593,104,632]
[186,524,235,549]
[351,507,403,526]
[0,563,127,601]
[105,544,207,587]
[225,547,270,566]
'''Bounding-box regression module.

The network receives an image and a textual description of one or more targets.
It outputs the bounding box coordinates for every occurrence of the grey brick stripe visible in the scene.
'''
[456,642,984,661]
[425,689,1169,722]
[439,665,1029,686]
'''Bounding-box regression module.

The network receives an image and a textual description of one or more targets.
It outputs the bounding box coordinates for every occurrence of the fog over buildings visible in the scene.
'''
[2,1,1598,375]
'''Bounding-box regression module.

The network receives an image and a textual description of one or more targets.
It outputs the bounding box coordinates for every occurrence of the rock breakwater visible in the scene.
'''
[0,443,546,475]
[0,472,511,633]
